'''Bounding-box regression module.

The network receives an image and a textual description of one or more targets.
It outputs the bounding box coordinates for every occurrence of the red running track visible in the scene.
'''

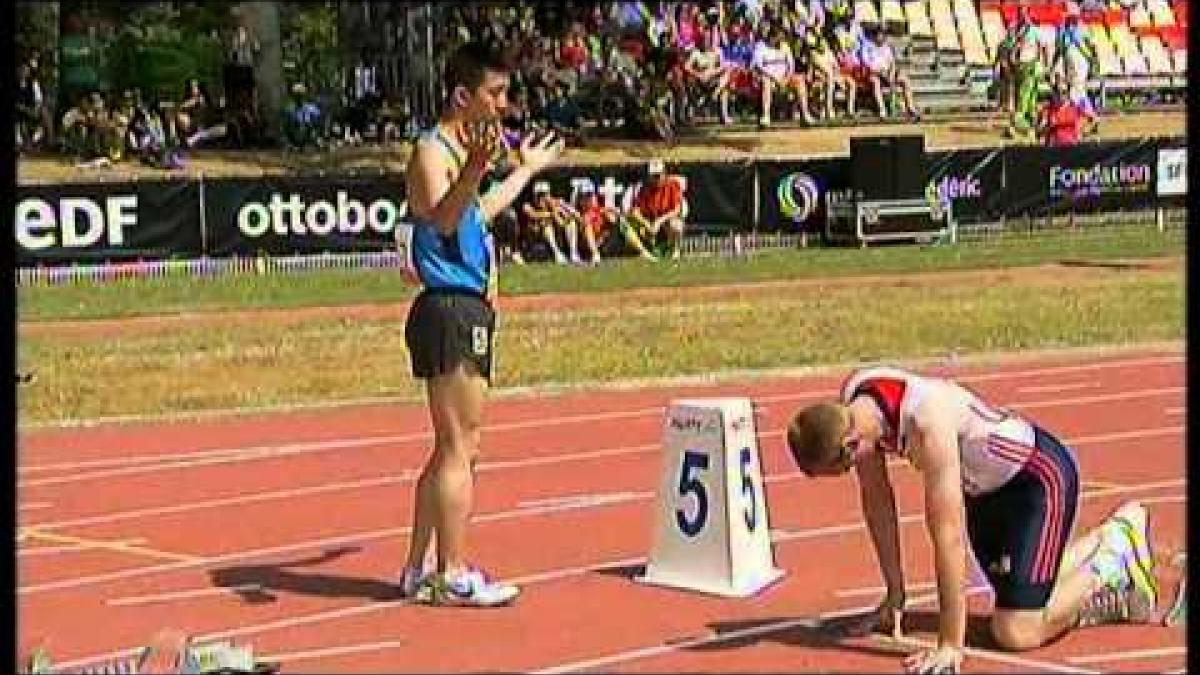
[17,348,1187,673]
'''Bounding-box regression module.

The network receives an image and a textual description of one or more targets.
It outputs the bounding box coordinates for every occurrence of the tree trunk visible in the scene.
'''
[239,1,283,142]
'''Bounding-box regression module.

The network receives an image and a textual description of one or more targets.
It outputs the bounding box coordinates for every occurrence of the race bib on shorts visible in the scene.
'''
[394,221,421,285]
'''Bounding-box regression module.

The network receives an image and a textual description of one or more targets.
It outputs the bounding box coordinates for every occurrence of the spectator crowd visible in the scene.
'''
[18,0,926,167]
[438,0,921,142]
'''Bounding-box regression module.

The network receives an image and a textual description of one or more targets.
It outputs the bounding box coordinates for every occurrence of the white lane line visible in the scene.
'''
[52,473,1186,674]
[107,584,264,607]
[19,538,148,557]
[19,501,54,511]
[20,355,1183,477]
[1138,492,1185,506]
[19,408,670,476]
[533,586,1096,675]
[835,581,937,598]
[1165,406,1184,416]
[23,422,1183,534]
[22,429,1184,599]
[18,383,1183,492]
[257,641,406,664]
[1018,382,1098,394]
[518,492,651,510]
[1067,646,1187,664]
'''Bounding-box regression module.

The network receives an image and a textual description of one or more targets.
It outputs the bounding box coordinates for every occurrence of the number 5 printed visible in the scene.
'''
[676,450,709,537]
[740,447,757,531]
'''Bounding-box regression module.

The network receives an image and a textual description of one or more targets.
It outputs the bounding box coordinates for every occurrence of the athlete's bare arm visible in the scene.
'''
[909,392,969,653]
[405,133,489,237]
[855,441,906,610]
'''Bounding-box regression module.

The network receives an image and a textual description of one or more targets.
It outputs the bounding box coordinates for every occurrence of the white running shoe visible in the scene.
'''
[426,567,520,607]
[1109,502,1159,622]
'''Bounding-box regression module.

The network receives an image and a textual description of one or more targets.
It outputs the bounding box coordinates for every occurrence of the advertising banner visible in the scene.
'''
[202,176,407,255]
[532,160,754,234]
[924,147,1006,223]
[1005,139,1161,215]
[755,157,853,233]
[14,180,202,265]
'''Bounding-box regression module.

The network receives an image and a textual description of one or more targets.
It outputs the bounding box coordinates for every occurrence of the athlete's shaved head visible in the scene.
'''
[787,402,852,476]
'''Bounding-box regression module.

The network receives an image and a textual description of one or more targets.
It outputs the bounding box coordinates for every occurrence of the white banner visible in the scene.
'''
[1156,148,1187,197]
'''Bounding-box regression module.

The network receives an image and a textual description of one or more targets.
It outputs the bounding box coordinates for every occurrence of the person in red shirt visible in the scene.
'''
[621,159,688,260]
[1038,75,1095,147]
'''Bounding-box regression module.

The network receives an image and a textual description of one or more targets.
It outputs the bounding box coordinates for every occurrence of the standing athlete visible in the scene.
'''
[787,366,1162,673]
[399,40,565,607]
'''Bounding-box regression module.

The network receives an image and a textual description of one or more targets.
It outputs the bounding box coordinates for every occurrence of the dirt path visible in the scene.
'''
[20,257,1182,340]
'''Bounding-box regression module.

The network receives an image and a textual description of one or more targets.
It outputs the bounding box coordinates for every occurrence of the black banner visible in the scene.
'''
[530,160,754,234]
[756,157,852,232]
[14,136,1186,264]
[924,147,1006,223]
[202,176,407,256]
[1005,138,1161,216]
[14,180,201,265]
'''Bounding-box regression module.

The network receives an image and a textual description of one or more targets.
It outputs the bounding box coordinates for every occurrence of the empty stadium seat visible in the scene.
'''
[929,0,962,50]
[1170,49,1185,75]
[1147,0,1176,26]
[856,0,881,24]
[905,0,935,37]
[881,0,908,26]
[1108,23,1141,55]
[1170,0,1187,26]
[1122,50,1151,76]
[954,0,990,64]
[1129,2,1153,27]
[1088,24,1127,76]
[981,7,1007,58]
[1139,34,1174,73]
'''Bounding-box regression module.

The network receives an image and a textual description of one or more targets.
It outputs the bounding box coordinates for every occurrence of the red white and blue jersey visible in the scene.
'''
[839,366,1035,496]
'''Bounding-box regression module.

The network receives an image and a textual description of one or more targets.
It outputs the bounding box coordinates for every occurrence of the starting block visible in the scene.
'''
[637,397,786,597]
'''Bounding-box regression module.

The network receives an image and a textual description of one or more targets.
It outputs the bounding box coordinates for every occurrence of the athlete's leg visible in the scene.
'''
[984,429,1157,651]
[622,212,658,260]
[539,219,568,263]
[581,220,601,263]
[423,362,486,576]
[560,214,582,262]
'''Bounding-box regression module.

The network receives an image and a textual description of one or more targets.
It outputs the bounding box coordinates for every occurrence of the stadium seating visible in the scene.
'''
[980,6,1007,60]
[1089,24,1127,76]
[929,0,962,51]
[1138,33,1174,74]
[881,0,908,26]
[856,0,881,25]
[905,0,935,38]
[1148,0,1175,25]
[1128,2,1153,28]
[954,0,991,64]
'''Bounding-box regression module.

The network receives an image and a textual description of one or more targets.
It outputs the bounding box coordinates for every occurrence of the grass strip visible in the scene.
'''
[19,225,1183,322]
[18,268,1182,426]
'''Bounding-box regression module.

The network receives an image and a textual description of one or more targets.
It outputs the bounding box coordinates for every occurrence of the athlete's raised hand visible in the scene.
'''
[462,120,502,172]
[519,130,566,173]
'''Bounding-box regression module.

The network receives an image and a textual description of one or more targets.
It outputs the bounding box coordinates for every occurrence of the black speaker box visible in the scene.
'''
[850,135,926,200]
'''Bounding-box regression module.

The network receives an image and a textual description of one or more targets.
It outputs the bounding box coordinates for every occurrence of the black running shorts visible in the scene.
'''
[405,288,496,383]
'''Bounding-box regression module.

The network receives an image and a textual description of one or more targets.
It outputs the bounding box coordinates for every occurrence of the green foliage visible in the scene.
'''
[103,2,232,102]
[281,2,341,99]
[16,1,59,87]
